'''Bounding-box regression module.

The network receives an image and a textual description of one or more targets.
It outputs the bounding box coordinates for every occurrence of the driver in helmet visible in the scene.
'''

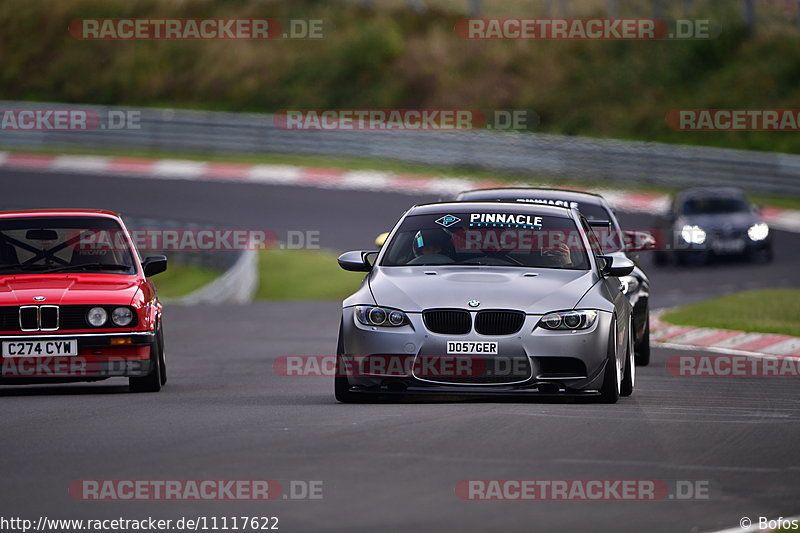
[407,229,455,265]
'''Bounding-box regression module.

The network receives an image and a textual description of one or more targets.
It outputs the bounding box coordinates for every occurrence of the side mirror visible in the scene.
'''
[598,255,634,277]
[142,255,168,277]
[622,230,657,252]
[375,232,389,248]
[338,251,377,272]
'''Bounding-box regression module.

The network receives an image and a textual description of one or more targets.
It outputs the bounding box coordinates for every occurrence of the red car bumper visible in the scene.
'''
[0,331,156,383]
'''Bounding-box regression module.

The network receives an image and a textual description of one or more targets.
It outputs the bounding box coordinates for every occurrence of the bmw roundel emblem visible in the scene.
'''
[468,300,480,308]
[33,296,46,301]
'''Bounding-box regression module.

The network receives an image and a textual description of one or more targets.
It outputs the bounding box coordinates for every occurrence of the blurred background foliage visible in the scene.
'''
[1,0,799,152]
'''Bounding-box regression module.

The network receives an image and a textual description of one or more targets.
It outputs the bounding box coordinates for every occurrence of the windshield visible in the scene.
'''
[381,213,591,270]
[519,199,623,253]
[461,195,624,252]
[681,197,750,215]
[0,216,137,275]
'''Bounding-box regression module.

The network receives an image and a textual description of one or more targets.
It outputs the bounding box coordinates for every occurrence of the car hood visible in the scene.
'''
[0,275,141,306]
[368,266,596,314]
[678,212,759,231]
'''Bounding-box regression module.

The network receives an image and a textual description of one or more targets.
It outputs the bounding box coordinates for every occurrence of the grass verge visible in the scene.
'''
[5,145,800,212]
[661,289,800,337]
[256,249,363,300]
[153,263,221,299]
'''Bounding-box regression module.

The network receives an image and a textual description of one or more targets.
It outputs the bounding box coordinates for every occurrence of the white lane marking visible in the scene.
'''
[247,164,301,184]
[714,333,771,349]
[51,155,111,173]
[658,340,792,357]
[338,170,394,191]
[761,337,800,356]
[666,327,722,344]
[151,159,207,179]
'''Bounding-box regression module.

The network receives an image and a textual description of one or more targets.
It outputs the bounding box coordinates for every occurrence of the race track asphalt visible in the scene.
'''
[2,168,800,533]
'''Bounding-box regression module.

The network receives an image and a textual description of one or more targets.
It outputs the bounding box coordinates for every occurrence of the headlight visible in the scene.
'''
[356,306,408,327]
[87,307,108,327]
[680,225,706,244]
[747,222,769,241]
[111,307,134,327]
[538,310,598,330]
[619,275,639,295]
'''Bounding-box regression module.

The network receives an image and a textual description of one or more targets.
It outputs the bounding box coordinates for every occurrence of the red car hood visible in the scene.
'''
[0,275,141,306]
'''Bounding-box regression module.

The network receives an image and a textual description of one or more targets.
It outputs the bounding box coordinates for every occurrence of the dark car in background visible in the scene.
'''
[455,188,653,366]
[654,187,772,266]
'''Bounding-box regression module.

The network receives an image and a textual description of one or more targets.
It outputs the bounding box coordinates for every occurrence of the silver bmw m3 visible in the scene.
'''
[335,202,636,403]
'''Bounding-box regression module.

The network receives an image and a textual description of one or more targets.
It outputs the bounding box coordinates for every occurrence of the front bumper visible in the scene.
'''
[0,331,155,383]
[339,307,612,396]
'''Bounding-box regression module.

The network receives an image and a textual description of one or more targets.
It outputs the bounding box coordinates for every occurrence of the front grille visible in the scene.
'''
[475,310,526,335]
[39,306,59,330]
[59,306,91,330]
[422,309,471,335]
[0,305,137,331]
[19,307,38,330]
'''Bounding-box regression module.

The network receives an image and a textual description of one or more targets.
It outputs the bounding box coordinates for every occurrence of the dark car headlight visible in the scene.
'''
[619,275,639,295]
[87,307,108,327]
[356,306,408,327]
[538,310,598,330]
[111,307,134,327]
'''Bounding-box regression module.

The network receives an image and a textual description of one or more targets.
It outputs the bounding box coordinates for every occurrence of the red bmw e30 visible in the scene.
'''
[0,209,167,392]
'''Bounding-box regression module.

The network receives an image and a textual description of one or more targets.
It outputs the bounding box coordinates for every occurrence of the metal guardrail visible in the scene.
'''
[1,100,799,195]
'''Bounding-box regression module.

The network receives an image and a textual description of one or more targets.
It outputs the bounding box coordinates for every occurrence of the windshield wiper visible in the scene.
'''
[0,264,51,272]
[39,263,132,274]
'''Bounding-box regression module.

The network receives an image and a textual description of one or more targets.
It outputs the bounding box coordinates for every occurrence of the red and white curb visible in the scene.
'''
[2,151,800,232]
[652,310,800,357]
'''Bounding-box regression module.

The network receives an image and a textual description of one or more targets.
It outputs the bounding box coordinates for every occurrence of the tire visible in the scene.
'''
[334,322,363,403]
[599,318,621,404]
[129,331,162,393]
[621,320,635,397]
[157,325,167,386]
[634,314,651,367]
